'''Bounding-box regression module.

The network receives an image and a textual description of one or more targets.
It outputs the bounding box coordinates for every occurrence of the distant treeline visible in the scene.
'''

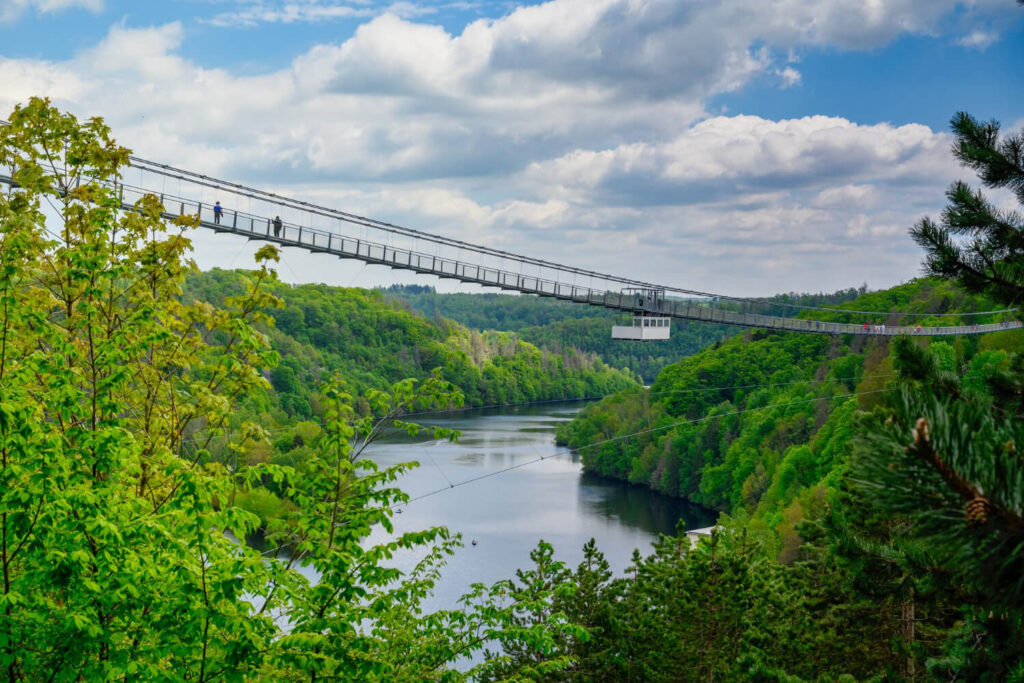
[383,284,870,382]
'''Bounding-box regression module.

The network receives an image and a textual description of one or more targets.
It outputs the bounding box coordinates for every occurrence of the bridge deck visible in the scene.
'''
[1,171,1015,337]
[176,206,1015,338]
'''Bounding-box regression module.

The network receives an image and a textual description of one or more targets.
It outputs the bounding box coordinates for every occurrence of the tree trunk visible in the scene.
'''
[901,588,915,680]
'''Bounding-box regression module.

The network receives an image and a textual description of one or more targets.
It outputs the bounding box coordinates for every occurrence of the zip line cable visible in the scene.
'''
[396,388,884,509]
[423,444,455,490]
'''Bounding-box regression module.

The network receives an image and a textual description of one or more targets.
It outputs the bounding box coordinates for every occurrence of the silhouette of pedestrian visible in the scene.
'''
[213,201,223,224]
[273,216,282,238]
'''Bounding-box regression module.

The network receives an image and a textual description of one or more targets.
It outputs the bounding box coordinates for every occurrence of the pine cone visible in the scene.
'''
[912,417,930,445]
[966,496,992,526]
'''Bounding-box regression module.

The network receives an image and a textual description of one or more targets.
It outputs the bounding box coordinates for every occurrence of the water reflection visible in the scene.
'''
[350,400,717,609]
[578,472,717,536]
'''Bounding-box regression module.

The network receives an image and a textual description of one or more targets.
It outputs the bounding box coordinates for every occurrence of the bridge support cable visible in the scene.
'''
[0,154,1018,337]
[93,156,1022,318]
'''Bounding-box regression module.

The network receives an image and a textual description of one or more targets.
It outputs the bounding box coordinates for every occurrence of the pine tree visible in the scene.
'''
[910,112,1024,304]
[851,338,1024,679]
[854,109,1024,680]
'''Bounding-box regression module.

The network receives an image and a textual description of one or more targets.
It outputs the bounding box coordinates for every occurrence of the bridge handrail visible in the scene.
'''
[1,171,1019,337]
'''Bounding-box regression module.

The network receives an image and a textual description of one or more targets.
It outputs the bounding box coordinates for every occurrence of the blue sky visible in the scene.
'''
[1,0,1022,294]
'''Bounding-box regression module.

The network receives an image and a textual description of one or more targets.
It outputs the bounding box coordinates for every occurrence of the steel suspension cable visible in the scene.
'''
[1,117,1014,318]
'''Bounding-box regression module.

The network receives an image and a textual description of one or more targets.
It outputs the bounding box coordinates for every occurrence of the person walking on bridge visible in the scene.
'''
[273,215,282,238]
[213,201,223,224]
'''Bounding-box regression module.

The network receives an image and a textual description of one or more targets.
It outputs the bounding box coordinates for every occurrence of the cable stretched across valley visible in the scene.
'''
[396,388,883,509]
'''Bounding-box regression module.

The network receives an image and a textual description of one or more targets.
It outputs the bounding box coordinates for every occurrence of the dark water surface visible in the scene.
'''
[343,401,715,609]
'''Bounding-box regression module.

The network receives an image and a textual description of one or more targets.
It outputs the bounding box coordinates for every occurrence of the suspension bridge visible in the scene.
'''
[0,148,1017,337]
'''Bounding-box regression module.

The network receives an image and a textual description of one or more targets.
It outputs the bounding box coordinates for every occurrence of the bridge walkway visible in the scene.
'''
[164,198,1015,338]
[0,171,1015,337]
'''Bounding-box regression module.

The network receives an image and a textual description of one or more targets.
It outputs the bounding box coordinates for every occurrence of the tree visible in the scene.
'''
[0,96,281,681]
[911,112,1024,304]
[854,111,1024,679]
[0,97,575,682]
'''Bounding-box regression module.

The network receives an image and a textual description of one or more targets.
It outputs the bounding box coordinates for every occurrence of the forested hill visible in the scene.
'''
[383,285,868,382]
[556,277,1022,533]
[184,269,638,419]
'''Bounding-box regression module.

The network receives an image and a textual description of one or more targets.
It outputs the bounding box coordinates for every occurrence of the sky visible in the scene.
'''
[1,0,1023,297]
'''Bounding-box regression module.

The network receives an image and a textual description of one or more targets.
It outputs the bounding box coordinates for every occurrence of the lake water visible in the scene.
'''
[353,400,717,610]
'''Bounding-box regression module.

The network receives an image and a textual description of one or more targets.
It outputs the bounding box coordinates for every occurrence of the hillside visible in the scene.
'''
[556,277,1022,531]
[384,285,868,382]
[184,269,638,420]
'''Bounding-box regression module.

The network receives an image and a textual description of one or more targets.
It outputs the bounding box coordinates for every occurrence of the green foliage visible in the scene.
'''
[187,269,638,416]
[0,96,281,681]
[236,487,290,526]
[911,112,1024,305]
[557,327,852,518]
[0,98,585,682]
[849,109,1024,681]
[850,338,1024,676]
[558,273,1018,528]
[484,524,935,681]
[386,286,867,383]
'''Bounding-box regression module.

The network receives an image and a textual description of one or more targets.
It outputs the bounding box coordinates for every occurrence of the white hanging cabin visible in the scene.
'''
[611,288,671,341]
[612,315,671,341]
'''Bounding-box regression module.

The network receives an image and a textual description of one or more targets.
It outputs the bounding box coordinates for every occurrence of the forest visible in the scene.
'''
[188,270,637,414]
[1,99,1023,681]
[180,269,637,526]
[556,278,1016,520]
[386,285,867,383]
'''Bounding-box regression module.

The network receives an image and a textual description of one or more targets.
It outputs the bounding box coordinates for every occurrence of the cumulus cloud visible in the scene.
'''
[519,116,958,208]
[0,0,1013,293]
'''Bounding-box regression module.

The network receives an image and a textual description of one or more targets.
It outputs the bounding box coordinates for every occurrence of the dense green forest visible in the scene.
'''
[186,269,637,417]
[3,101,1024,680]
[180,269,637,523]
[556,278,1016,522]
[385,286,867,382]
[546,110,1024,679]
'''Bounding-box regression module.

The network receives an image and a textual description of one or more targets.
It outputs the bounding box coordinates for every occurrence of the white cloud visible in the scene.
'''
[208,2,375,28]
[813,184,881,210]
[956,29,998,48]
[775,66,802,88]
[0,55,89,103]
[205,0,444,28]
[519,116,957,208]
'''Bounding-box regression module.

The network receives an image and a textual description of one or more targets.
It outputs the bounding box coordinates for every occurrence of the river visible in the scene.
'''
[353,400,717,611]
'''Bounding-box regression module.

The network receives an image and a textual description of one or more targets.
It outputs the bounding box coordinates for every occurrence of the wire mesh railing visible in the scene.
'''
[0,158,1019,337]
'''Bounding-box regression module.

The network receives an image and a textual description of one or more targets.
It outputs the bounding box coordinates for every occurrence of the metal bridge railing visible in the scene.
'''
[1,171,1018,337]
[140,188,1017,337]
